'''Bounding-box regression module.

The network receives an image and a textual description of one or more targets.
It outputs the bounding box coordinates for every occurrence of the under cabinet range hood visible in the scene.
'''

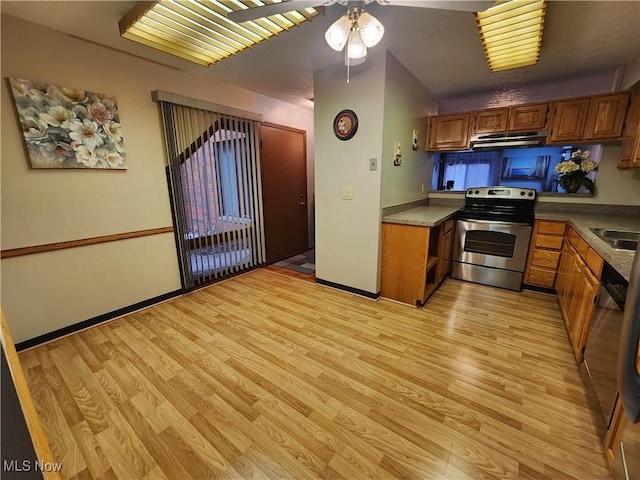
[470,131,548,150]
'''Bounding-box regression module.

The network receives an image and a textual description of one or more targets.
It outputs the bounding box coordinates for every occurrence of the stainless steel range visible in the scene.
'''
[451,187,536,291]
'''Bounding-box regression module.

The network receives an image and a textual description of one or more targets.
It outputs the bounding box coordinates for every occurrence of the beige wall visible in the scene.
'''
[380,53,437,208]
[314,50,435,294]
[1,15,314,343]
[314,52,386,294]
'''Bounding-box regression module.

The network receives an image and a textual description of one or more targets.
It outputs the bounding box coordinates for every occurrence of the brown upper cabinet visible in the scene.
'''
[427,112,472,151]
[428,92,630,152]
[509,102,549,131]
[473,103,549,135]
[474,108,508,134]
[548,92,630,143]
[547,98,590,143]
[618,87,640,169]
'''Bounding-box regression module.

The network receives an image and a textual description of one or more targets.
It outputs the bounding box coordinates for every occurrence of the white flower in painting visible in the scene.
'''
[59,87,88,105]
[22,118,49,144]
[69,119,104,149]
[40,105,76,129]
[39,142,74,164]
[74,145,98,167]
[103,121,122,143]
[105,151,124,168]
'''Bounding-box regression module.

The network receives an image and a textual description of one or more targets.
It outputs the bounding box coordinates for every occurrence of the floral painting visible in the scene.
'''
[9,77,126,169]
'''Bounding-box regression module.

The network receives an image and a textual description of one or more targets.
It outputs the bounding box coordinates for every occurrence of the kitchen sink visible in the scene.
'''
[589,228,640,251]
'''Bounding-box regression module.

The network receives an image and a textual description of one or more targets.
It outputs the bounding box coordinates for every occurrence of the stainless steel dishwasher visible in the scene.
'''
[584,262,628,430]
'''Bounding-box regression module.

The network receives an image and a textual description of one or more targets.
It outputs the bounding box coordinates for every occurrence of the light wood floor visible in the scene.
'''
[19,268,613,480]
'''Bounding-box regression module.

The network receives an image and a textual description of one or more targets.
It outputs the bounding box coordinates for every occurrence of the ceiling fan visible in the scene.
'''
[227,1,495,24]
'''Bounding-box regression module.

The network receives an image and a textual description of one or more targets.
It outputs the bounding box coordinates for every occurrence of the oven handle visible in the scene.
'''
[457,219,533,227]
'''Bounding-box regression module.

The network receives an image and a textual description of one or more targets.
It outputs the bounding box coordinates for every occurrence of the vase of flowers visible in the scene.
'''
[555,150,598,193]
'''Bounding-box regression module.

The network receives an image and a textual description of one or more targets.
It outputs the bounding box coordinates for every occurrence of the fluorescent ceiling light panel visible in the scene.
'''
[119,0,320,66]
[476,0,546,72]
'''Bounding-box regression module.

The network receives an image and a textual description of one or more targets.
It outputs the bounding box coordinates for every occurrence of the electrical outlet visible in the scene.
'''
[369,158,377,171]
[342,186,353,200]
[421,183,425,194]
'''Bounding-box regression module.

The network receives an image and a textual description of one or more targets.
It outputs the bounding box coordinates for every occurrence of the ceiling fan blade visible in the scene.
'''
[227,0,326,23]
[378,1,494,12]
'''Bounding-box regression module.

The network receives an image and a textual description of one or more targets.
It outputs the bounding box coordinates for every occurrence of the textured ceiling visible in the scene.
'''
[1,1,639,109]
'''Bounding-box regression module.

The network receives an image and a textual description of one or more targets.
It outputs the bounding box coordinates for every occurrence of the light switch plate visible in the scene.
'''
[342,186,353,200]
[369,158,377,171]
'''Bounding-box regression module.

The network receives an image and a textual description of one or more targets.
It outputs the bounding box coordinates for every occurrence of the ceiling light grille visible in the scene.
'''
[119,0,320,67]
[475,0,546,72]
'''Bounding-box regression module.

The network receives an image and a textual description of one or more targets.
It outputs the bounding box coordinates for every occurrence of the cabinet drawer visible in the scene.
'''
[575,236,589,258]
[531,249,561,269]
[535,234,564,250]
[586,248,604,277]
[567,227,579,246]
[537,221,566,236]
[526,266,557,288]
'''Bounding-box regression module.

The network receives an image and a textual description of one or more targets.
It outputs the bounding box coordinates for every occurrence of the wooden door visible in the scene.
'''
[583,92,629,141]
[548,98,589,143]
[427,113,472,151]
[474,108,508,134]
[260,123,308,264]
[619,88,640,169]
[508,103,548,131]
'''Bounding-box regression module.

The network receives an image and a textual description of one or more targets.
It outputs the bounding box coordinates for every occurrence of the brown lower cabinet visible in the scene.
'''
[524,220,566,289]
[555,229,602,363]
[380,218,454,306]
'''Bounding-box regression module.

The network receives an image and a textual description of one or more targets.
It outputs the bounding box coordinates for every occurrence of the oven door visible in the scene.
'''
[454,219,532,272]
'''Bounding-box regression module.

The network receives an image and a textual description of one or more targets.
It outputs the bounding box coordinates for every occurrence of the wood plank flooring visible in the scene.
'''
[19,268,613,479]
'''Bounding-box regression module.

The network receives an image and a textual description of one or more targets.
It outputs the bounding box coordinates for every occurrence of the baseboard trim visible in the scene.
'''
[315,278,380,300]
[15,289,183,351]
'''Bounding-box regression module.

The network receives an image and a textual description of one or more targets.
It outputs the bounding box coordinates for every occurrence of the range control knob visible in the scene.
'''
[475,190,480,194]
[520,191,525,196]
[468,189,473,195]
[528,192,534,196]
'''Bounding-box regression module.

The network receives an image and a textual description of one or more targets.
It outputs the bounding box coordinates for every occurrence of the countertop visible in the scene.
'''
[382,206,639,281]
[381,206,460,227]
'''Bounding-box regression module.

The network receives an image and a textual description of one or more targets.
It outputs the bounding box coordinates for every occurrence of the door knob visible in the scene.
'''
[300,201,306,206]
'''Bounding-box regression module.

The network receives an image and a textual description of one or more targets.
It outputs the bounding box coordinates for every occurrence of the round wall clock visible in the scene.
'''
[333,109,358,141]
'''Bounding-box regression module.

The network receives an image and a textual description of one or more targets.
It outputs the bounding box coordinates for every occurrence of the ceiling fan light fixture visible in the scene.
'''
[325,6,383,60]
[346,30,368,60]
[325,14,351,51]
[358,11,384,47]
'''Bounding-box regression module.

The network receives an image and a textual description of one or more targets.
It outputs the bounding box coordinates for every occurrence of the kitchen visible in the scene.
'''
[2,1,640,479]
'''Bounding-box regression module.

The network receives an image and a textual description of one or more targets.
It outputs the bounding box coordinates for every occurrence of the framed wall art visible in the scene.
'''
[333,109,358,141]
[8,77,127,169]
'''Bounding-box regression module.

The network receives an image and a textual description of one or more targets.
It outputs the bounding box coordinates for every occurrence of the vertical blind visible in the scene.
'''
[157,98,266,289]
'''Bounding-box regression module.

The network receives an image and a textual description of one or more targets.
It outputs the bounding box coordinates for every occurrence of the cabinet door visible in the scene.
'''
[474,108,508,134]
[619,89,640,169]
[583,92,630,141]
[548,98,590,143]
[569,256,599,363]
[380,223,430,305]
[437,229,453,284]
[427,113,472,151]
[508,103,548,131]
